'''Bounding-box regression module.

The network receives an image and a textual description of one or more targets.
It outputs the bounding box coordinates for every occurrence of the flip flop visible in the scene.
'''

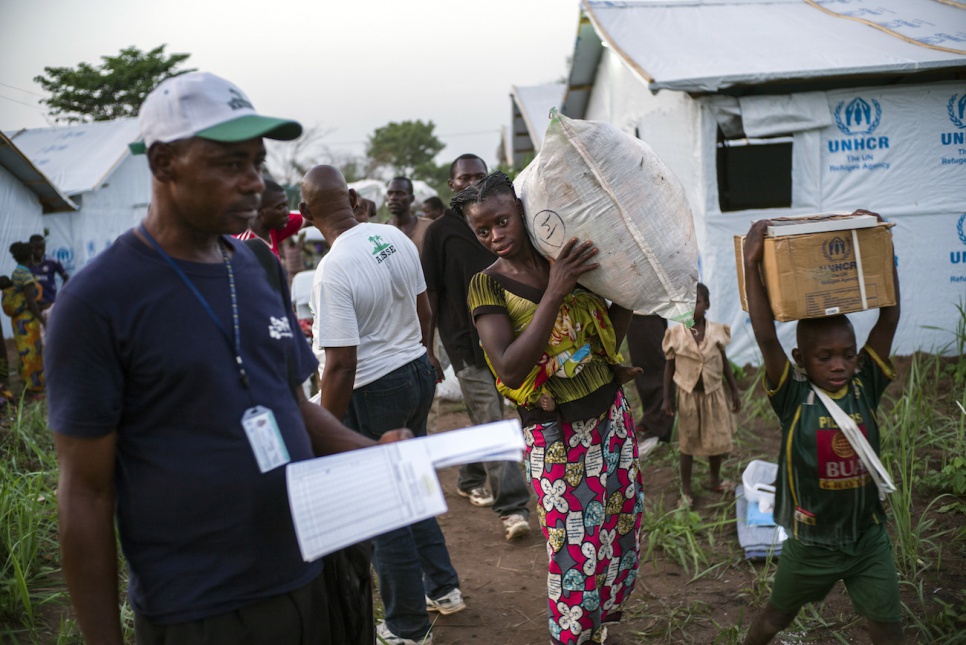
[711,480,736,494]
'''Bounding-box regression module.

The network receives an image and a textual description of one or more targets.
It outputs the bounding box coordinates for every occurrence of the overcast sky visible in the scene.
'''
[0,0,579,175]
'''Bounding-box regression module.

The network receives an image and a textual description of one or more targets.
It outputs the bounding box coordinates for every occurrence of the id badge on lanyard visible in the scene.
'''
[242,405,291,472]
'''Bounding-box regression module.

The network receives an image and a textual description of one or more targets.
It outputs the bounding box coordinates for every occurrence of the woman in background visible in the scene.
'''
[8,242,45,398]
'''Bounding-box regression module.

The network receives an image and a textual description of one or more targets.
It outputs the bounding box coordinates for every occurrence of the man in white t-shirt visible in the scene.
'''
[300,165,461,645]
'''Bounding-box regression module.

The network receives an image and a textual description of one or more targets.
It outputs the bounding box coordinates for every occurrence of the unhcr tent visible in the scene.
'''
[549,0,966,364]
[510,83,567,168]
[5,118,150,276]
[0,131,75,338]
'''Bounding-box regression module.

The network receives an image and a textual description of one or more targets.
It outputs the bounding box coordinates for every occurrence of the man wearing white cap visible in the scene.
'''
[46,72,403,644]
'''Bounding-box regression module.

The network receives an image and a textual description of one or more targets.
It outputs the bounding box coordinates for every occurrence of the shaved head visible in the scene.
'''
[299,165,358,235]
[301,165,350,210]
[796,315,855,352]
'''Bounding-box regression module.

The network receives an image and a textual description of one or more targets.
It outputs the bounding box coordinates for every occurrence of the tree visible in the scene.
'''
[34,45,194,123]
[366,120,445,179]
[265,124,335,186]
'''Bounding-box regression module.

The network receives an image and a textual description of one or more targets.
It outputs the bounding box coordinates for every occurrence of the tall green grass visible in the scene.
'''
[0,400,63,641]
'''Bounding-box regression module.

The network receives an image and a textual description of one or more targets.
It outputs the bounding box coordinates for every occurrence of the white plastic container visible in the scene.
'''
[743,460,778,512]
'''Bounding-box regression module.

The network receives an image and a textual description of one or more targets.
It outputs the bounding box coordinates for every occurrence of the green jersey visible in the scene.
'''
[767,346,894,547]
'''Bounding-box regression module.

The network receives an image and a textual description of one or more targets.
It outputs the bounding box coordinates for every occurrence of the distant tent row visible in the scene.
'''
[509,0,966,364]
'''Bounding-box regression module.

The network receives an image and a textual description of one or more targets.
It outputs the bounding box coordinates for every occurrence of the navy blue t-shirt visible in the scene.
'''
[30,257,68,304]
[46,230,321,624]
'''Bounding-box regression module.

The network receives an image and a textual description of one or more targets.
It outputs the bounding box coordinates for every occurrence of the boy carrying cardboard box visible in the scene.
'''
[742,210,905,645]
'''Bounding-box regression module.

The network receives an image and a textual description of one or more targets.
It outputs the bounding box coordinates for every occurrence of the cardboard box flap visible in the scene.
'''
[766,212,878,237]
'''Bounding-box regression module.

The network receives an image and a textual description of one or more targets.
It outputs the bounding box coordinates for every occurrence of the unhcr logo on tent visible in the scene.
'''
[952,214,966,268]
[828,98,890,157]
[941,93,966,152]
[834,98,882,136]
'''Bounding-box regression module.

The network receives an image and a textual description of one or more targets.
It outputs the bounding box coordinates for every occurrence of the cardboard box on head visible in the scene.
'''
[735,213,896,322]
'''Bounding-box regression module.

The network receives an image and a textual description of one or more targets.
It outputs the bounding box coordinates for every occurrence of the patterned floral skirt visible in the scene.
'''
[524,387,643,644]
[12,312,43,393]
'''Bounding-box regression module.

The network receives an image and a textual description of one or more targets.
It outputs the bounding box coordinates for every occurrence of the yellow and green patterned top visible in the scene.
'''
[467,271,622,422]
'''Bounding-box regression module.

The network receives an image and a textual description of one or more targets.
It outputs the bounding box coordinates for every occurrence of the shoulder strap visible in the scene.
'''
[810,384,895,500]
[242,239,300,398]
[243,239,286,295]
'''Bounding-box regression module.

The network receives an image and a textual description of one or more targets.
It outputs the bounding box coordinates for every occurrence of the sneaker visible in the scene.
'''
[502,513,530,540]
[425,587,466,615]
[457,486,494,507]
[639,436,659,459]
[376,621,433,645]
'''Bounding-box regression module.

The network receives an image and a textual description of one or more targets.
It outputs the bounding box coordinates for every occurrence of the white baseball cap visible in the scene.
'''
[129,71,302,154]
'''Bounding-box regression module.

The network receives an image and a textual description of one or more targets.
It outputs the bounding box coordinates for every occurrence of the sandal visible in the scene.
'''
[710,480,736,494]
[677,494,693,509]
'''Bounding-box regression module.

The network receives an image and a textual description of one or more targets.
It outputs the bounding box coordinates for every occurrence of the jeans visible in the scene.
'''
[343,354,460,639]
[455,364,532,519]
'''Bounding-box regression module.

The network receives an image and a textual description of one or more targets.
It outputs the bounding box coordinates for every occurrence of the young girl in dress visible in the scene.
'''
[661,283,741,507]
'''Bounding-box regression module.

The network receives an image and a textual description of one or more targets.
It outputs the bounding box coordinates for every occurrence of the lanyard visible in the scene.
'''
[139,225,250,390]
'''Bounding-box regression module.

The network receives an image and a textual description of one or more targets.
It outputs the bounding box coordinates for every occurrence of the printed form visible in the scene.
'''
[287,419,524,562]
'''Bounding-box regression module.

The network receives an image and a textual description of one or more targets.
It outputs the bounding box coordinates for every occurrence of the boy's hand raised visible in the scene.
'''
[743,219,771,266]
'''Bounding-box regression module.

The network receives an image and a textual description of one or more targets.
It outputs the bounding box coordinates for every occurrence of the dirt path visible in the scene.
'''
[422,367,965,645]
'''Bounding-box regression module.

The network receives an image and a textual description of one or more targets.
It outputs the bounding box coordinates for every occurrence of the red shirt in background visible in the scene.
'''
[234,212,304,257]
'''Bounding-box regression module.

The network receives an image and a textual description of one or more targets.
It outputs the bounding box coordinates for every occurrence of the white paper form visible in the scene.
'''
[286,418,525,562]
[417,419,524,468]
[287,440,446,562]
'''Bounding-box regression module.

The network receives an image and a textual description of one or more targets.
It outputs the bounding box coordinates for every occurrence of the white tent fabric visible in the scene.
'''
[411,179,437,207]
[511,83,567,151]
[348,179,386,210]
[583,0,966,93]
[6,120,152,275]
[6,119,142,196]
[573,31,966,365]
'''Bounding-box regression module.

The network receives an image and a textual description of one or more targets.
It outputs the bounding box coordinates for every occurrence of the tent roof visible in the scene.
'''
[5,118,141,197]
[565,0,966,111]
[0,131,76,213]
[511,83,567,152]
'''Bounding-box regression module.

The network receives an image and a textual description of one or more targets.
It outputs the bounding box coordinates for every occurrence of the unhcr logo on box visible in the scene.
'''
[820,236,857,273]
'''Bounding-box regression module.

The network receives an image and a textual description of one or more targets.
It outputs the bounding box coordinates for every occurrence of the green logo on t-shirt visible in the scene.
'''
[370,235,390,254]
[370,235,397,264]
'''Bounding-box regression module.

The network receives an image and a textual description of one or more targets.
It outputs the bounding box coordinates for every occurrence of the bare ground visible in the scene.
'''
[425,361,965,644]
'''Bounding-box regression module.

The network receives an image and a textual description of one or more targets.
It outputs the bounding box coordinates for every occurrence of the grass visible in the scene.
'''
[626,339,966,643]
[3,329,964,643]
[0,399,62,642]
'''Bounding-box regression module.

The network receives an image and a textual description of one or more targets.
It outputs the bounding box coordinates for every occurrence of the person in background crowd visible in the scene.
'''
[353,196,376,223]
[421,154,532,541]
[625,314,674,458]
[0,275,15,407]
[235,179,303,257]
[301,165,462,645]
[281,235,308,286]
[46,71,410,645]
[421,196,446,221]
[28,233,69,313]
[9,241,45,398]
[386,176,432,254]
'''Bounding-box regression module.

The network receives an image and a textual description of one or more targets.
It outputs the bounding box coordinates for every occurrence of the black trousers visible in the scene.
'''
[625,314,674,442]
[135,543,374,645]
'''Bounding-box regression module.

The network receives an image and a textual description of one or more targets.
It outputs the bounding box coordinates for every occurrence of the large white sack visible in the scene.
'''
[514,111,698,324]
